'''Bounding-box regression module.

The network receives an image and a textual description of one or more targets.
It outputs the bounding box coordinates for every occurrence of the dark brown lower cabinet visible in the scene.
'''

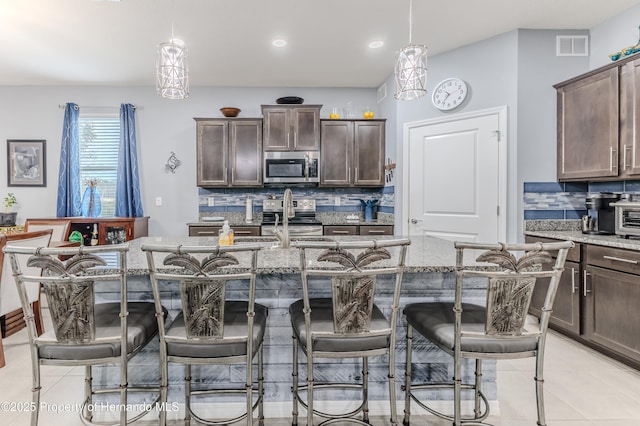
[530,260,581,335]
[584,264,640,363]
[527,235,640,370]
[526,236,581,335]
[324,224,394,236]
[188,225,260,237]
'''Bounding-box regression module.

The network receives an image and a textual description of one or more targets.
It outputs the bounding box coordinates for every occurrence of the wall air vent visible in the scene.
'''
[377,83,387,103]
[556,35,589,56]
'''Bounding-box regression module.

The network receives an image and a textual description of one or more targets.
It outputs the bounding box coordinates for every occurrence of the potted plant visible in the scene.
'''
[1,193,18,226]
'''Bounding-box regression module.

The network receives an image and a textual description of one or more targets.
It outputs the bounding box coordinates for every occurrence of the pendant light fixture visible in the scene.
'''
[156,1,189,99]
[394,0,427,100]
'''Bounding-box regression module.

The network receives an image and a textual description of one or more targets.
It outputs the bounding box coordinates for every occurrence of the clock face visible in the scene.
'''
[432,78,468,111]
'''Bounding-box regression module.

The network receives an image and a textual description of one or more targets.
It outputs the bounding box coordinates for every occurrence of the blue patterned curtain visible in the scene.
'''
[56,103,82,217]
[115,103,144,217]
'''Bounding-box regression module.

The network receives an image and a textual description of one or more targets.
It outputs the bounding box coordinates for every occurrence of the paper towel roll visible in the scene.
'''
[245,197,253,222]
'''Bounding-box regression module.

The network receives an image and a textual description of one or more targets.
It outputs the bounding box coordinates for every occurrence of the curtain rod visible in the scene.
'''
[57,104,143,110]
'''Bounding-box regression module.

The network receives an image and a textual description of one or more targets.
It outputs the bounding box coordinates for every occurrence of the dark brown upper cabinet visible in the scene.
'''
[195,118,262,187]
[555,52,640,181]
[262,105,321,151]
[320,119,385,187]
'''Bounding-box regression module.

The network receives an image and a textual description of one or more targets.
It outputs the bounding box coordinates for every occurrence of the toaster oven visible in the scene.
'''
[612,201,640,238]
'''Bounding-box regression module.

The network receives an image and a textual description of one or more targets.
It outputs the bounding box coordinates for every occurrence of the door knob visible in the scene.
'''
[410,218,423,224]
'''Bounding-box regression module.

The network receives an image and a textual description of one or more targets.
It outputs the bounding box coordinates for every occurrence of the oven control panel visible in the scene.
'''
[263,198,316,213]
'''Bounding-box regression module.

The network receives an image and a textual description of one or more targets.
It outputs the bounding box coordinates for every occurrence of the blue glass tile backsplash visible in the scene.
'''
[523,180,640,220]
[198,186,395,214]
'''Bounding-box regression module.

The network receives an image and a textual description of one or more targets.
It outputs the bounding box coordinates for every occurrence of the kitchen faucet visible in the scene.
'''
[272,188,295,248]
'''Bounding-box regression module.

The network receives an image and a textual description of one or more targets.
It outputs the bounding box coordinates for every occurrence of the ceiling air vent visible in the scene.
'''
[556,35,589,56]
[377,83,387,103]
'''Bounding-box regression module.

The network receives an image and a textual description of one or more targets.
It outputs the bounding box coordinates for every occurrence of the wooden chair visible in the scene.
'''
[402,240,573,426]
[4,243,163,425]
[24,219,72,243]
[0,229,53,368]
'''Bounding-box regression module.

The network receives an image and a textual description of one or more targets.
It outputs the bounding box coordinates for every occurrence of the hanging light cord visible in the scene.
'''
[171,0,175,41]
[408,0,413,44]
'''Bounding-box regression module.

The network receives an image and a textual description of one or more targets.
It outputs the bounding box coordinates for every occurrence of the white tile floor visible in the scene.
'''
[2,309,640,425]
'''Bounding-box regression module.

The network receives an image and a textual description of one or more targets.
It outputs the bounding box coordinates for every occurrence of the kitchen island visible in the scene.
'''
[94,235,497,418]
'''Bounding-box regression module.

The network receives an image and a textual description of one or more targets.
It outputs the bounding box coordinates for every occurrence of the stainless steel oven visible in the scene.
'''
[260,198,323,236]
[263,151,319,184]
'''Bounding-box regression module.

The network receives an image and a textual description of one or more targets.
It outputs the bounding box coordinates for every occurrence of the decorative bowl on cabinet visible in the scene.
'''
[220,107,241,117]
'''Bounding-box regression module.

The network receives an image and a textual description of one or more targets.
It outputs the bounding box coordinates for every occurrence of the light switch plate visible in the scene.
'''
[155,196,162,206]
[335,196,341,206]
[208,197,215,206]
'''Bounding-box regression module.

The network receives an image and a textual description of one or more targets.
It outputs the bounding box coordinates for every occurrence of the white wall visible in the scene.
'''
[590,3,640,69]
[393,30,520,240]
[0,86,376,236]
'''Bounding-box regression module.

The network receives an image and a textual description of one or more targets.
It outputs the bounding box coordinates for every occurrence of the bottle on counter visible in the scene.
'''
[218,220,234,246]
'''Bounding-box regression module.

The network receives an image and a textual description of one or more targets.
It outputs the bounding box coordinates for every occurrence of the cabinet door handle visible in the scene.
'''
[602,255,638,264]
[624,144,631,170]
[235,230,253,235]
[198,231,216,235]
[583,270,591,296]
[332,230,351,234]
[367,230,387,234]
[610,147,618,171]
[571,268,577,294]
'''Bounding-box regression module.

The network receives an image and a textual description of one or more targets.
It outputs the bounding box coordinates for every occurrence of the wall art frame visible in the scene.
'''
[7,139,46,187]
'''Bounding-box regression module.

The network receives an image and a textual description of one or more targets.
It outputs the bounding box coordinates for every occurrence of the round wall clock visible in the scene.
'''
[432,78,468,111]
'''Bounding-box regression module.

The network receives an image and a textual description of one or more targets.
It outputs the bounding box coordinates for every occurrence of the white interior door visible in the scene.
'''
[403,107,506,242]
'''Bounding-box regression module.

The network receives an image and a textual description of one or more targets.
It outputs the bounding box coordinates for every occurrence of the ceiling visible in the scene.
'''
[1,0,638,88]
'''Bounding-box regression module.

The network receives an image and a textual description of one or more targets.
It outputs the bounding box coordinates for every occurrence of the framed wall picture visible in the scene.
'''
[7,139,46,187]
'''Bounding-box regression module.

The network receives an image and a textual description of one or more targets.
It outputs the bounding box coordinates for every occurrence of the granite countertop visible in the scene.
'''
[190,212,395,228]
[124,235,458,275]
[525,230,640,251]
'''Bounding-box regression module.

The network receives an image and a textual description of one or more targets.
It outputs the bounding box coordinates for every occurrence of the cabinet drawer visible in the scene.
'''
[586,245,640,274]
[189,226,260,237]
[525,235,581,262]
[233,227,260,237]
[324,225,358,236]
[359,225,394,236]
[189,226,220,237]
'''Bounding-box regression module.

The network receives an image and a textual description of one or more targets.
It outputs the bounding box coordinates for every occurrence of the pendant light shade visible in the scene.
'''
[156,38,189,100]
[394,0,427,100]
[394,44,428,100]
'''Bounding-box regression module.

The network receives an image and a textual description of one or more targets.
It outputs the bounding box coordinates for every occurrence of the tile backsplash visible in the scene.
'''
[523,180,640,220]
[198,186,395,215]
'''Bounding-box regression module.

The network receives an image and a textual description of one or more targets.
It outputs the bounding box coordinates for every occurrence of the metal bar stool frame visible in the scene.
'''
[291,238,410,426]
[402,240,573,426]
[142,243,266,426]
[5,243,161,426]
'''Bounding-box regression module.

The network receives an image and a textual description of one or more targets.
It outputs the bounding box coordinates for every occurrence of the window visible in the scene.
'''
[79,114,119,217]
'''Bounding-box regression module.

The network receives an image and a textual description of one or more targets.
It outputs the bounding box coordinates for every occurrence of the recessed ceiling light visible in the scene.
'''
[272,39,287,48]
[369,40,384,49]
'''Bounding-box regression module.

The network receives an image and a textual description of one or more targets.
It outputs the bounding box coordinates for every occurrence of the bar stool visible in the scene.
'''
[142,243,267,426]
[403,240,573,425]
[5,243,162,425]
[289,238,410,425]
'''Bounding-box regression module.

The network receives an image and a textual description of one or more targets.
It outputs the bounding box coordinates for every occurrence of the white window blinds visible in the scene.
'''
[78,115,119,217]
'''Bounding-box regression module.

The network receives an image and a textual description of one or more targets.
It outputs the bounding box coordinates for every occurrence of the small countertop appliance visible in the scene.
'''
[584,192,620,235]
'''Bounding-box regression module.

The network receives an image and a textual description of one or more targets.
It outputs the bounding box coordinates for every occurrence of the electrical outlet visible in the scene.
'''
[335,196,341,206]
[155,196,162,206]
[208,197,215,207]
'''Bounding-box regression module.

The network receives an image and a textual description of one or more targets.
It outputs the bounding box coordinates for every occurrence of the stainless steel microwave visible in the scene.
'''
[263,151,319,184]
